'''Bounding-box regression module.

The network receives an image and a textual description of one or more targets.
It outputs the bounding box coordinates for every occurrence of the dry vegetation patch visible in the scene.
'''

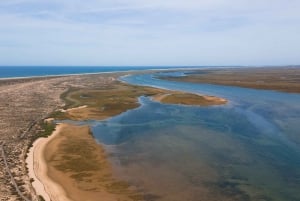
[164,67,300,93]
[45,124,144,201]
[52,81,227,121]
[153,93,227,106]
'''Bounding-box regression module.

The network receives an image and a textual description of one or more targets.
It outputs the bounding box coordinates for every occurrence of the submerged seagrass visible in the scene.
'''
[42,79,226,201]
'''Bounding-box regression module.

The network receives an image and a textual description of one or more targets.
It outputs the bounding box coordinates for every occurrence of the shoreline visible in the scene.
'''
[25,74,228,200]
[0,66,203,81]
[0,65,253,81]
[26,124,72,201]
[1,66,296,83]
[29,122,142,201]
[24,70,229,201]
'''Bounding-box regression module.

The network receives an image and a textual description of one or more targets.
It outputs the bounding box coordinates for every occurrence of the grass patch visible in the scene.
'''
[38,121,55,138]
[161,93,211,106]
[54,138,101,173]
[57,82,167,120]
[49,110,67,120]
[57,81,225,121]
[60,87,82,109]
[163,67,300,93]
[29,121,56,147]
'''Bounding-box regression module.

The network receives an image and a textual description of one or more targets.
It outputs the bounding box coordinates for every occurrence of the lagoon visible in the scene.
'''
[91,72,300,201]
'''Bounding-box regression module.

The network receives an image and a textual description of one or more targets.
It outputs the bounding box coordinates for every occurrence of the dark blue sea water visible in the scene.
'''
[0,66,192,79]
[89,72,300,201]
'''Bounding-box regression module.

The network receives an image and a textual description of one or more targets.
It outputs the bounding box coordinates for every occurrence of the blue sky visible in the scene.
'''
[0,0,299,66]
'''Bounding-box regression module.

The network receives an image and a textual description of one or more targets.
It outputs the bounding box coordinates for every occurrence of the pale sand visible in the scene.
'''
[59,105,87,113]
[26,124,72,201]
[151,93,171,102]
[204,95,227,103]
[44,118,54,123]
[28,123,139,201]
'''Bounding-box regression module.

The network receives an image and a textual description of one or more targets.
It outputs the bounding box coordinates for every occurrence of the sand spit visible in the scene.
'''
[59,105,88,113]
[26,124,72,201]
[32,123,142,201]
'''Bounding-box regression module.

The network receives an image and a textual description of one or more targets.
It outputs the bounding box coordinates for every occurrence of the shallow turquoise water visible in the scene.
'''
[91,72,300,201]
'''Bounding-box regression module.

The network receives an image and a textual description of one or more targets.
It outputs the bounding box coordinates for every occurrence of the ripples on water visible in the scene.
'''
[91,73,300,201]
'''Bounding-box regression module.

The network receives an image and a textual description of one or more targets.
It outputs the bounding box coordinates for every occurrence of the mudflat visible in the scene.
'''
[43,123,143,201]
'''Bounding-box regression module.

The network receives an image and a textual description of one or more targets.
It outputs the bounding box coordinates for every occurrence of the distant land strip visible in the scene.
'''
[163,67,300,93]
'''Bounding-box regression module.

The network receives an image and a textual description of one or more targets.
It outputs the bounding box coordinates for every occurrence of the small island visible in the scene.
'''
[153,92,227,106]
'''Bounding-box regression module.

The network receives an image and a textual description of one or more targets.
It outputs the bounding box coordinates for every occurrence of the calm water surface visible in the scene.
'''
[91,72,300,201]
[0,66,187,78]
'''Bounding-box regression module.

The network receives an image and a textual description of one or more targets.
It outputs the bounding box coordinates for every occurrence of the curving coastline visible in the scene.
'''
[26,124,72,201]
[25,75,228,201]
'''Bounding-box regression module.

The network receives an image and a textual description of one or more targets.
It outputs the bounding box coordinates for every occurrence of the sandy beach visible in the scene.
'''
[27,122,143,201]
[26,124,72,201]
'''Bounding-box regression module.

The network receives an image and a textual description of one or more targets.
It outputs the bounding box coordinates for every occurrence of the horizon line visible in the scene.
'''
[0,65,299,67]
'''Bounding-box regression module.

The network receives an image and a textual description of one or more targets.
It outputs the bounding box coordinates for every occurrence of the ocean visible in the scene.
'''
[0,66,191,79]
